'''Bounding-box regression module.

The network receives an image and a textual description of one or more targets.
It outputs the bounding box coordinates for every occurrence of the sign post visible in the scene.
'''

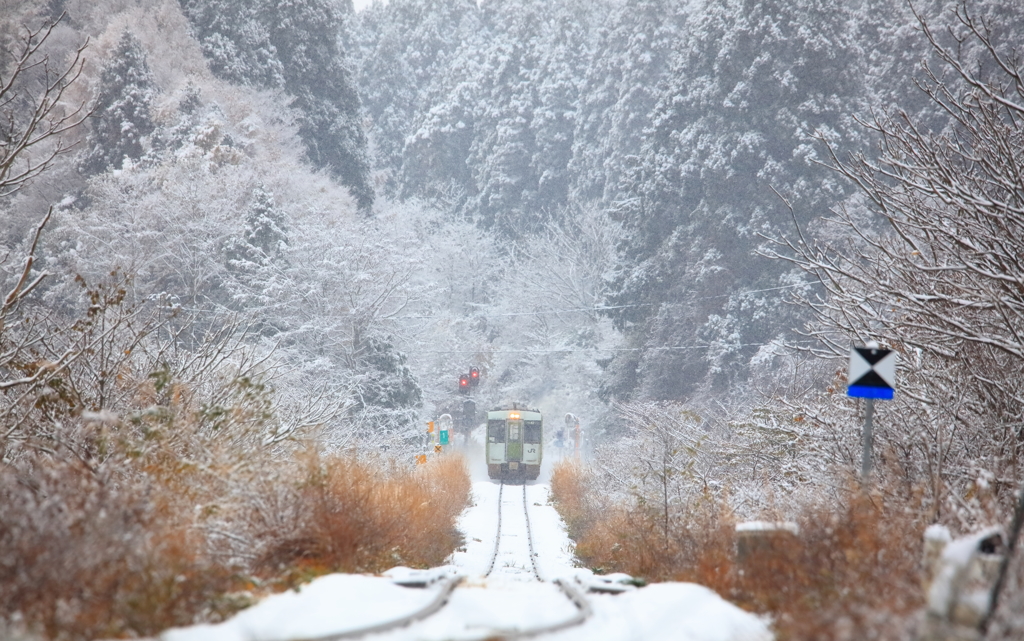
[847,342,896,482]
[438,414,453,447]
[417,421,434,464]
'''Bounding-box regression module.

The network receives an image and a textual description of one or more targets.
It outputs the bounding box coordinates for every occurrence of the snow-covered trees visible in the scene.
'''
[771,2,1024,505]
[223,185,290,313]
[599,0,867,401]
[0,12,90,439]
[268,0,373,211]
[380,0,602,235]
[352,0,478,192]
[177,0,284,87]
[568,0,683,205]
[81,30,156,174]
[349,336,423,433]
[179,0,374,210]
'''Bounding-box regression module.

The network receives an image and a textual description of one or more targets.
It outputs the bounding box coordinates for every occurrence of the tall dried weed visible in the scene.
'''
[550,459,925,641]
[256,452,471,580]
[1,441,471,640]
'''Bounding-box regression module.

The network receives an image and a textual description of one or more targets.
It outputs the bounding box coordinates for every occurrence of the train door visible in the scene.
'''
[506,418,523,466]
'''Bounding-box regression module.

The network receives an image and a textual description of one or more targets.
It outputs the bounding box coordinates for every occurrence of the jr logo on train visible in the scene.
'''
[486,405,542,480]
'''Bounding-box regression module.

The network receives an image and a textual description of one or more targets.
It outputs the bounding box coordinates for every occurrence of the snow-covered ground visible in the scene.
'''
[161,461,772,641]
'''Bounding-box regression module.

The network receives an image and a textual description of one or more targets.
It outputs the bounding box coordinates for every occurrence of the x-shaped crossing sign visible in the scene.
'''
[847,346,896,400]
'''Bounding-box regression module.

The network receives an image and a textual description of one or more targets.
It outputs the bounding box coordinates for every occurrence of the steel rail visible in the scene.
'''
[502,577,594,639]
[485,480,505,577]
[521,480,542,581]
[298,575,462,641]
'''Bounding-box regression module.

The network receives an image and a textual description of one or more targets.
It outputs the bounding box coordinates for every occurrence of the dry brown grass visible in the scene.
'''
[0,449,472,640]
[549,459,924,641]
[257,451,472,581]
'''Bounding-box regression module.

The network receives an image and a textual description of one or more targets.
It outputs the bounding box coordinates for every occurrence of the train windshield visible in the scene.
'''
[524,421,542,443]
[487,419,506,443]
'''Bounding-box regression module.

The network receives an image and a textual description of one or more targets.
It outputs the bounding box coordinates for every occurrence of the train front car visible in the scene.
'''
[486,407,542,480]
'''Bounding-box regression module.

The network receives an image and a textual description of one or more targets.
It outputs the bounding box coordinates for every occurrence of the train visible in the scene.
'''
[486,405,542,480]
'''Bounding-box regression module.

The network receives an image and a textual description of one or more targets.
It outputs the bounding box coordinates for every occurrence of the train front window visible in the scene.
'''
[508,421,521,441]
[524,421,541,443]
[487,419,506,443]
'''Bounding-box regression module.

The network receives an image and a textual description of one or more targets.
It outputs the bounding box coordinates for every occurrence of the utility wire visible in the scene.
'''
[401,340,817,355]
[395,282,812,321]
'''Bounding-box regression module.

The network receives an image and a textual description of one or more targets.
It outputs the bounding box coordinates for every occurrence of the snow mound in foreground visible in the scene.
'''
[159,573,439,641]
[572,581,772,641]
[161,572,772,641]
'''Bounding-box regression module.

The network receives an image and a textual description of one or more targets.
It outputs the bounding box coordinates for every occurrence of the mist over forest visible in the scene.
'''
[3,0,1024,638]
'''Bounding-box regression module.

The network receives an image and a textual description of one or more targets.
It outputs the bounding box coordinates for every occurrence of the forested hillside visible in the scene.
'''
[353,0,923,402]
[3,0,1024,638]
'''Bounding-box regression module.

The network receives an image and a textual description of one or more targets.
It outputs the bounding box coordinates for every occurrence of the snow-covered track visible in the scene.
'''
[486,480,541,580]
[295,575,461,641]
[486,480,542,580]
[293,481,591,640]
[480,481,593,639]
[492,577,593,640]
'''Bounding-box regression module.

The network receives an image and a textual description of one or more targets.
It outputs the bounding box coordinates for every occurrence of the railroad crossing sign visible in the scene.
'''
[847,345,896,400]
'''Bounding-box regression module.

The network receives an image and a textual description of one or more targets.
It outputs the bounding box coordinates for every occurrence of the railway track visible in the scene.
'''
[300,480,592,641]
[485,480,542,580]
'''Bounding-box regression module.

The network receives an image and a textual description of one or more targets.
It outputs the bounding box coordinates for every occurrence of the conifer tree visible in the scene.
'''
[352,0,478,192]
[568,0,683,205]
[351,336,423,432]
[81,30,156,174]
[262,0,373,210]
[178,0,284,87]
[224,185,289,308]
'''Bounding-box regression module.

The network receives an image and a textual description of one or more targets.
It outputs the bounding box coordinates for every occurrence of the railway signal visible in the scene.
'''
[469,367,480,386]
[458,374,470,393]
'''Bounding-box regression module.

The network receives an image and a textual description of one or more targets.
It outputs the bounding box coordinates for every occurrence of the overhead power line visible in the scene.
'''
[395,282,812,321]
[402,340,818,356]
